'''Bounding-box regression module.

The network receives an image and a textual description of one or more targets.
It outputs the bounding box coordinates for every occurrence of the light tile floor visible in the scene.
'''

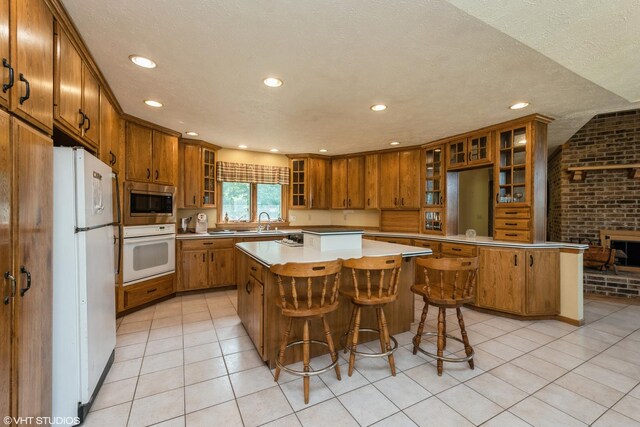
[84,291,640,426]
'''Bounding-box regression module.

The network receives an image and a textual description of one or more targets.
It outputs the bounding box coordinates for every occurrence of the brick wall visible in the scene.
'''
[548,109,640,244]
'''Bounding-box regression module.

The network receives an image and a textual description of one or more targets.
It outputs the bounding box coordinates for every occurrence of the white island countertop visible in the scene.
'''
[235,239,432,266]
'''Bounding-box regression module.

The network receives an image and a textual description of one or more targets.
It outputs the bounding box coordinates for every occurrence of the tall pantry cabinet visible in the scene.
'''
[0,110,53,421]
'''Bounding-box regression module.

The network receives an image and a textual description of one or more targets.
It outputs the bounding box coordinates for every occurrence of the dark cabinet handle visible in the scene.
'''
[530,255,534,267]
[348,199,351,207]
[496,193,500,204]
[146,288,157,294]
[505,211,518,215]
[250,266,257,272]
[505,222,518,226]
[78,109,86,128]
[193,195,196,205]
[367,198,370,206]
[18,74,30,104]
[146,168,151,179]
[155,170,159,180]
[245,280,252,294]
[2,59,14,92]
[203,242,213,246]
[514,255,518,266]
[202,254,205,262]
[342,199,345,207]
[19,266,31,296]
[506,233,518,237]
[85,116,91,131]
[401,198,405,206]
[394,197,398,206]
[109,151,116,165]
[3,272,15,305]
[452,248,461,252]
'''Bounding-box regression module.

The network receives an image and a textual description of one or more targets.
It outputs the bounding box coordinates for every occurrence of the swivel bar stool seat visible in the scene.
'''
[411,256,479,376]
[270,260,343,404]
[340,255,403,377]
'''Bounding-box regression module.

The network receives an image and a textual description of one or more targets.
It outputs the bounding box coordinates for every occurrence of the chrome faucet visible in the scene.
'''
[257,211,271,232]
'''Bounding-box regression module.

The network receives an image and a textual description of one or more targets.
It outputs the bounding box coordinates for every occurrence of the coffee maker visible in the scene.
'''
[195,213,208,234]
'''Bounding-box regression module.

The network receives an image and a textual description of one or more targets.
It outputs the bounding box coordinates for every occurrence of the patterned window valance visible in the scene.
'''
[216,161,290,185]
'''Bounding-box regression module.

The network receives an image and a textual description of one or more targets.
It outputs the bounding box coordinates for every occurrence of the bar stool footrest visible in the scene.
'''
[413,332,474,363]
[275,339,338,377]
[341,327,399,358]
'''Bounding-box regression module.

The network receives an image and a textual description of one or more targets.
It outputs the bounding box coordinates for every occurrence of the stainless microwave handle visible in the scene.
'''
[123,234,176,245]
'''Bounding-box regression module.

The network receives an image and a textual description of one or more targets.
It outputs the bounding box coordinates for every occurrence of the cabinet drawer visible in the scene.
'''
[181,238,234,250]
[376,237,413,245]
[495,218,531,230]
[441,242,476,257]
[495,207,530,219]
[495,229,531,242]
[413,239,441,252]
[124,275,174,309]
[248,257,265,282]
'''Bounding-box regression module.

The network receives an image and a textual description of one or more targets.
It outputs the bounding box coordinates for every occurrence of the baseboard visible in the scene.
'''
[77,350,115,424]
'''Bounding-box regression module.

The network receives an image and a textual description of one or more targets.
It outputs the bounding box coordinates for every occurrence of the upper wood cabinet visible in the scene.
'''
[446,132,492,170]
[99,94,124,174]
[422,145,446,234]
[380,149,420,209]
[331,156,364,209]
[4,0,54,134]
[55,24,101,148]
[126,122,178,186]
[179,140,218,208]
[0,111,53,420]
[288,155,331,209]
[364,154,379,209]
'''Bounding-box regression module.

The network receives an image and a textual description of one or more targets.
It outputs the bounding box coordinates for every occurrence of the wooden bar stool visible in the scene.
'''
[270,260,343,404]
[411,257,478,376]
[341,255,402,377]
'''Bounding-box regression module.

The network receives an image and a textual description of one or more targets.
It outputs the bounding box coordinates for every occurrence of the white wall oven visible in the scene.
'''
[124,181,176,225]
[123,224,175,286]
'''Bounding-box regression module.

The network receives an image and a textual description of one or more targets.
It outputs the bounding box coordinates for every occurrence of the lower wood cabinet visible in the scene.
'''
[122,274,175,310]
[177,239,236,290]
[1,112,53,419]
[236,250,264,357]
[476,247,559,316]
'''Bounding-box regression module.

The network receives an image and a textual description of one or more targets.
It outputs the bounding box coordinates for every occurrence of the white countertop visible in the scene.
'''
[235,239,432,266]
[177,228,587,251]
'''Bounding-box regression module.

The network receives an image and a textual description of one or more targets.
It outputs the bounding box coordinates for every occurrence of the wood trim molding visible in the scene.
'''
[123,114,182,137]
[567,163,640,181]
[180,138,222,150]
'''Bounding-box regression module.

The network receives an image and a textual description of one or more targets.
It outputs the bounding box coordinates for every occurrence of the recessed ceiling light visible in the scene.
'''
[390,141,400,146]
[144,100,163,108]
[509,102,529,110]
[434,148,441,152]
[238,145,248,149]
[270,148,279,152]
[319,149,328,153]
[185,131,198,136]
[129,55,156,69]
[371,104,387,112]
[263,77,283,88]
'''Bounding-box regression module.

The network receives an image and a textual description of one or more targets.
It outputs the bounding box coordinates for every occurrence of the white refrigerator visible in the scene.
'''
[52,147,117,424]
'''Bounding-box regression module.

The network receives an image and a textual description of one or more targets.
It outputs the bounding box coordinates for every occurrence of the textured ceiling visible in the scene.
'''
[61,0,640,155]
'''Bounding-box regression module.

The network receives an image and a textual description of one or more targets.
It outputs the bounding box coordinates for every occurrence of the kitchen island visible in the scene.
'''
[235,239,431,368]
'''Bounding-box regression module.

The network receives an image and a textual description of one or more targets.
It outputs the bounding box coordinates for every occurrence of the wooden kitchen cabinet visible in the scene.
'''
[122,274,175,310]
[0,110,53,420]
[493,117,550,243]
[126,122,178,186]
[9,0,54,134]
[177,239,236,290]
[288,155,331,209]
[99,94,124,174]
[446,132,492,170]
[0,1,9,109]
[422,145,446,234]
[380,149,421,209]
[476,247,559,316]
[364,154,379,209]
[179,140,218,208]
[331,156,364,209]
[236,250,265,357]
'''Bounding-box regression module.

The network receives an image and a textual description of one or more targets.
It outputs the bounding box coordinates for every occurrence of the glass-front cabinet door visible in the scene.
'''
[468,132,492,165]
[497,126,528,205]
[447,139,467,169]
[290,158,307,209]
[423,145,445,234]
[202,149,216,207]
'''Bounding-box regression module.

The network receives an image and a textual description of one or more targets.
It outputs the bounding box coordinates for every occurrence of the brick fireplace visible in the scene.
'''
[548,109,640,297]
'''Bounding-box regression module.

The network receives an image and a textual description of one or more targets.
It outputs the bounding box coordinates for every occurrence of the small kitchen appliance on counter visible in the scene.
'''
[180,216,192,233]
[195,212,208,234]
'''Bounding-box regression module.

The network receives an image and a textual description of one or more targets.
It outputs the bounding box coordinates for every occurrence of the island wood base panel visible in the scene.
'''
[465,304,583,326]
[236,250,416,369]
